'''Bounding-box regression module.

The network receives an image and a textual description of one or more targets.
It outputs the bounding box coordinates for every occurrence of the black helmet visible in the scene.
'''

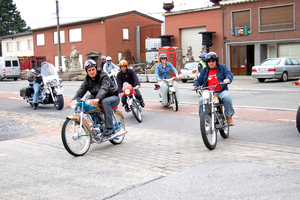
[159,53,168,60]
[205,52,219,63]
[84,59,97,71]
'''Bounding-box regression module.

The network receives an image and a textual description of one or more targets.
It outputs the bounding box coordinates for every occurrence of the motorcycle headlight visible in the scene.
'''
[46,82,52,87]
[69,101,78,109]
[124,89,131,95]
[51,79,58,86]
[202,90,210,100]
[168,80,173,86]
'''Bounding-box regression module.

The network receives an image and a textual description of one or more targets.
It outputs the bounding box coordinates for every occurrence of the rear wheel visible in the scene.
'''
[181,79,187,83]
[219,123,229,138]
[296,106,300,133]
[258,78,265,82]
[280,72,288,82]
[13,77,18,81]
[61,118,91,156]
[130,100,142,123]
[200,110,217,150]
[54,94,64,110]
[110,112,126,144]
[171,93,178,111]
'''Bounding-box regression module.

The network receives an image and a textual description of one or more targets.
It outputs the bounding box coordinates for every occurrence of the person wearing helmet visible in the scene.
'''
[100,55,106,70]
[103,56,119,74]
[191,52,235,126]
[197,53,207,75]
[155,53,180,103]
[66,59,119,136]
[31,62,45,110]
[116,60,145,112]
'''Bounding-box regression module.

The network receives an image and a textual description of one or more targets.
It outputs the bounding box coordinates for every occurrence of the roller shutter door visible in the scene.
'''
[278,43,300,62]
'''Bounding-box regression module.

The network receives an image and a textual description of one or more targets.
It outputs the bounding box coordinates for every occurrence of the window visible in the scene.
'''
[291,58,299,65]
[231,9,251,35]
[69,28,81,42]
[259,4,294,32]
[6,42,12,52]
[28,39,32,50]
[54,30,65,44]
[5,61,11,67]
[17,41,21,51]
[12,60,18,67]
[36,34,45,46]
[123,28,129,40]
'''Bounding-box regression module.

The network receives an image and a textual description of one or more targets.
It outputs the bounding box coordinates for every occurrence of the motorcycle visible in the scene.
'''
[294,80,300,133]
[194,83,229,150]
[154,77,179,111]
[20,63,64,110]
[61,98,127,156]
[107,68,119,88]
[122,82,142,122]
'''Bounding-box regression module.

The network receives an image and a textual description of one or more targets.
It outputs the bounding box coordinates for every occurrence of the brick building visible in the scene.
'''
[31,10,162,70]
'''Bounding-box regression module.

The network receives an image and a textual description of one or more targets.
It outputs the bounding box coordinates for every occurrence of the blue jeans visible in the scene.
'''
[33,83,41,103]
[198,90,235,117]
[86,95,120,129]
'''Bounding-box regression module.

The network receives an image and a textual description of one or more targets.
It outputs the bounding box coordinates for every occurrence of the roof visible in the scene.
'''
[31,10,163,31]
[220,0,261,5]
[163,6,221,16]
[1,31,33,39]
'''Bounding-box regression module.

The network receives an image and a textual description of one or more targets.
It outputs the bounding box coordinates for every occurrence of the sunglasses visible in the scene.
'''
[207,60,216,63]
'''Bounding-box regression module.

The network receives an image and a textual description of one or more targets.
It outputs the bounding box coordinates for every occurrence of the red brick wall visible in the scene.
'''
[164,7,223,62]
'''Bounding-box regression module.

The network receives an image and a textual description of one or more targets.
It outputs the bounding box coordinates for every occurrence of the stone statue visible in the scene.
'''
[65,46,81,72]
[186,46,194,62]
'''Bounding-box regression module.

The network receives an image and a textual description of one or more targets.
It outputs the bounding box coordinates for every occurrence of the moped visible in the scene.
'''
[295,80,300,133]
[122,82,142,122]
[154,77,179,111]
[61,98,127,156]
[194,83,229,150]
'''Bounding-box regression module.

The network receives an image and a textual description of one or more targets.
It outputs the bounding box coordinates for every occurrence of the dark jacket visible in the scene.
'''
[116,69,140,94]
[72,70,118,102]
[32,68,43,84]
[193,63,234,92]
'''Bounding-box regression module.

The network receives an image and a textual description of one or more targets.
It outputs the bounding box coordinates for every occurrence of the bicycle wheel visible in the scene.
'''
[110,112,126,145]
[61,118,91,156]
[200,110,217,150]
[130,100,142,123]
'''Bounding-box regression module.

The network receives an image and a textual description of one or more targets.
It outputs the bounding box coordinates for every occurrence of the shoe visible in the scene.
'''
[140,100,145,108]
[33,103,38,110]
[226,116,235,126]
[124,104,130,112]
[103,128,115,137]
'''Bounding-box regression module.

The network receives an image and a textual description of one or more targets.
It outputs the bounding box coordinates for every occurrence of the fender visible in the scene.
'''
[114,109,125,119]
[66,115,92,140]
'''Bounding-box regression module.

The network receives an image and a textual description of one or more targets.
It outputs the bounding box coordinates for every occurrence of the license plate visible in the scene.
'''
[184,76,189,78]
[6,71,11,75]
[258,69,265,72]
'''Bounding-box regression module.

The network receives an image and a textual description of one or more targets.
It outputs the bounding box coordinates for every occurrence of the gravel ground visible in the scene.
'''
[0,111,64,141]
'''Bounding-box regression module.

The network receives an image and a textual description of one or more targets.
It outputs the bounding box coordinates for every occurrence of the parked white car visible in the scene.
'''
[179,62,200,83]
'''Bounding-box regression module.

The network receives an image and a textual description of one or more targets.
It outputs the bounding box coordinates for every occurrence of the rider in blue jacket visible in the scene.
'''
[191,52,235,126]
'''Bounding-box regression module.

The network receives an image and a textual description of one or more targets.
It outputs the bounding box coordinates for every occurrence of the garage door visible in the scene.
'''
[181,26,206,62]
[278,43,300,62]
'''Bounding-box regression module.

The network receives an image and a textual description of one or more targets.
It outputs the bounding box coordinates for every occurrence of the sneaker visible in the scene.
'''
[124,104,130,112]
[226,116,235,126]
[140,100,145,108]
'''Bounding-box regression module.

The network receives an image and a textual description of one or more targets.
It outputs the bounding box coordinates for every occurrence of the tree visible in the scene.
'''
[0,0,30,36]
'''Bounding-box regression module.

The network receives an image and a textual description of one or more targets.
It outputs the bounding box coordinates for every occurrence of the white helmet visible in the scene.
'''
[106,56,112,62]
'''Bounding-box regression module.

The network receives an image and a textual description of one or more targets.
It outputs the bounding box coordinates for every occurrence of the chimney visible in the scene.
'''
[158,35,174,47]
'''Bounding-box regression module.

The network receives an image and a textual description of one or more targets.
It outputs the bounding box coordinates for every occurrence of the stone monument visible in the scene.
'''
[64,45,82,72]
[186,46,194,62]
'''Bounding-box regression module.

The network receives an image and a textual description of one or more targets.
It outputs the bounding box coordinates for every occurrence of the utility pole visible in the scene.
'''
[56,0,62,74]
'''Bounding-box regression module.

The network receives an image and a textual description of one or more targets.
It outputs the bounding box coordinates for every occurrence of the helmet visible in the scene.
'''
[84,59,97,71]
[106,56,112,62]
[159,53,167,60]
[119,60,128,68]
[201,53,207,62]
[101,55,106,60]
[205,52,219,63]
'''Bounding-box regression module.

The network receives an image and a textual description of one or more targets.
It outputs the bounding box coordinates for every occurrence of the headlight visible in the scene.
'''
[125,89,131,95]
[69,101,77,109]
[168,80,173,86]
[202,90,210,100]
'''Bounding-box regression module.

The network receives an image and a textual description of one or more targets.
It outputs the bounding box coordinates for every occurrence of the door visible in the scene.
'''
[230,46,247,75]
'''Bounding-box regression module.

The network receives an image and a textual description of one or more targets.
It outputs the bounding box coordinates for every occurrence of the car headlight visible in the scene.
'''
[202,90,210,100]
[125,89,131,95]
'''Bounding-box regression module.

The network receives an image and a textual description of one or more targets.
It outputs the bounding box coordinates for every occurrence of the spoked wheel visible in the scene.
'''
[110,112,126,145]
[200,110,217,150]
[171,93,178,111]
[296,106,300,133]
[219,123,229,138]
[54,94,64,110]
[130,100,142,123]
[61,119,91,156]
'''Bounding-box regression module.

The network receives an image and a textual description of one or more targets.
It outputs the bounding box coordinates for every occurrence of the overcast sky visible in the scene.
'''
[13,0,212,29]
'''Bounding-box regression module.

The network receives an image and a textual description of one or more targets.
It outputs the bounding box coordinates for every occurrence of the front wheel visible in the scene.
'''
[110,112,126,145]
[200,110,217,150]
[171,93,178,111]
[61,118,91,156]
[296,106,300,133]
[130,100,142,123]
[54,94,64,110]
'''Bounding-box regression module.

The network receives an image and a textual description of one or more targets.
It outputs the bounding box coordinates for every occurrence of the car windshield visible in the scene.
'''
[260,59,281,66]
[183,63,196,70]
